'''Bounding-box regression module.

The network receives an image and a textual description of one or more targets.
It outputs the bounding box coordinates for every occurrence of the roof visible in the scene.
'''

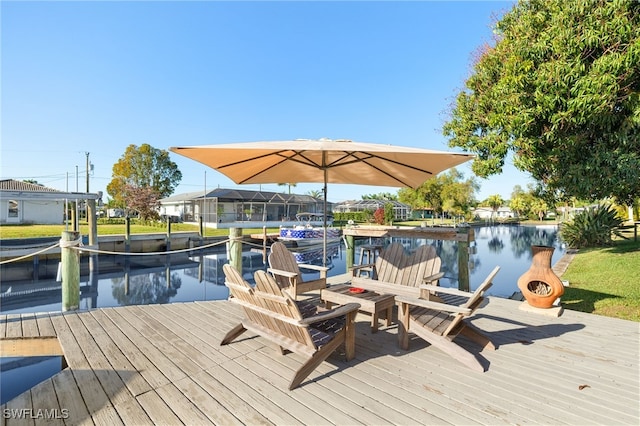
[0,179,61,192]
[0,179,100,200]
[160,188,324,204]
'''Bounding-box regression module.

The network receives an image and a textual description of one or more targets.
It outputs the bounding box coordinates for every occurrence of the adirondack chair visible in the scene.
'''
[395,266,501,372]
[351,243,444,298]
[221,264,360,390]
[268,241,328,299]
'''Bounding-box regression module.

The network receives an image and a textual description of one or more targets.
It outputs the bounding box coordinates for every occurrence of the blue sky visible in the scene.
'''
[1,0,531,203]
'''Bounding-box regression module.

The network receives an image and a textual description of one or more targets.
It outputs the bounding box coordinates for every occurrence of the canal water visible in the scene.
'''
[0,224,565,403]
[0,224,566,315]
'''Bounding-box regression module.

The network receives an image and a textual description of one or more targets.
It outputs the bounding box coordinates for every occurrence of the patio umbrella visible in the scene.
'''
[169,138,474,264]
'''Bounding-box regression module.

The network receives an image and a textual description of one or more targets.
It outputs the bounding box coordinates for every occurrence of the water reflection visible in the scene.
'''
[110,272,182,306]
[0,225,564,314]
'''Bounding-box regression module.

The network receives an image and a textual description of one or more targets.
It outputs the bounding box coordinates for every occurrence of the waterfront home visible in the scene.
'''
[158,188,332,228]
[0,179,100,225]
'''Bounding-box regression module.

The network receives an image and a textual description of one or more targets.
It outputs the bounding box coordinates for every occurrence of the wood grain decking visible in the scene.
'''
[1,288,638,425]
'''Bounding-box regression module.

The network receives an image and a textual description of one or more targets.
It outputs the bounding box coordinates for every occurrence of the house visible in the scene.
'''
[332,199,411,221]
[0,179,100,225]
[472,206,516,220]
[158,188,330,228]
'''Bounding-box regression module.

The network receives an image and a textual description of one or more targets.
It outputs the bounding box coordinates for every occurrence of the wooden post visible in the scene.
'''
[61,231,80,311]
[71,203,78,233]
[229,227,243,273]
[262,226,267,264]
[457,228,472,292]
[125,216,131,252]
[345,235,355,272]
[166,216,172,251]
[87,199,98,277]
[199,216,204,237]
[87,199,98,247]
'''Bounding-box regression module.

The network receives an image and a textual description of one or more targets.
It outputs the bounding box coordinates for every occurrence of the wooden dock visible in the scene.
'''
[1,285,638,425]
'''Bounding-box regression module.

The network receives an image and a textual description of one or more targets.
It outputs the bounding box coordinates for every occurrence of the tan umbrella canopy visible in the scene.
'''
[170,138,474,264]
[170,138,473,188]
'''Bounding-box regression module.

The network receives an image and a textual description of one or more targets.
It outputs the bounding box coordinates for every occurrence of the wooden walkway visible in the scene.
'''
[1,288,638,425]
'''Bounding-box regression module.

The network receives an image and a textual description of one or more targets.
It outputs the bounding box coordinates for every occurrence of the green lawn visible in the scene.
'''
[0,223,280,238]
[561,239,640,322]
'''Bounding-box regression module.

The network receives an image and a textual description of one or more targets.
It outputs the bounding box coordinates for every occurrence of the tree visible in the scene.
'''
[383,202,395,224]
[306,189,323,199]
[278,183,297,194]
[440,169,478,220]
[398,168,477,220]
[509,193,529,218]
[107,143,182,209]
[125,184,161,221]
[362,192,398,201]
[486,194,504,221]
[530,198,549,221]
[443,0,640,209]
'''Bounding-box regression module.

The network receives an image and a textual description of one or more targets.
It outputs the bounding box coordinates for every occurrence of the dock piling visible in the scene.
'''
[61,231,80,311]
[229,227,243,273]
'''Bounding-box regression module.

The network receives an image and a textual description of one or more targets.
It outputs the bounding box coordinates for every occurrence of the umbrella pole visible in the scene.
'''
[323,168,328,267]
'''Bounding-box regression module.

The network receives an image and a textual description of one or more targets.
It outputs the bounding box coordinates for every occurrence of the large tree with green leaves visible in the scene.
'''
[107,143,182,209]
[398,168,478,219]
[443,0,640,208]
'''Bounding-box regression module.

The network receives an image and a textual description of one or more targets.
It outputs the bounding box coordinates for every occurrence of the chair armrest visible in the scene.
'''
[299,303,361,325]
[267,268,298,279]
[395,295,472,315]
[423,272,445,284]
[419,284,473,298]
[298,263,329,278]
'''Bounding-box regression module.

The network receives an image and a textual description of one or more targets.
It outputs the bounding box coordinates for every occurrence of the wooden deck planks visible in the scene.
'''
[153,382,212,425]
[87,309,167,392]
[1,296,638,425]
[134,390,181,425]
[189,369,274,425]
[50,369,92,426]
[4,314,22,338]
[19,314,38,339]
[78,311,152,398]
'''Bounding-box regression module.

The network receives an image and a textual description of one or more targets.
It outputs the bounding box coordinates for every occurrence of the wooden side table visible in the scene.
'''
[321,284,395,333]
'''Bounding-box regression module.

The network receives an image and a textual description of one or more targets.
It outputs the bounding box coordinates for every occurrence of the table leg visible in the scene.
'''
[398,302,410,350]
[385,306,393,327]
[344,311,356,360]
[371,312,379,333]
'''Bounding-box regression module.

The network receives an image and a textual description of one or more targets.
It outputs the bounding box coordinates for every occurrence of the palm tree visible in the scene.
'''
[278,183,297,194]
[486,194,503,222]
[307,189,323,199]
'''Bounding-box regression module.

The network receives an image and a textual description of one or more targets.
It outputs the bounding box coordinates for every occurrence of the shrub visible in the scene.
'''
[373,208,385,225]
[333,210,374,223]
[559,204,623,248]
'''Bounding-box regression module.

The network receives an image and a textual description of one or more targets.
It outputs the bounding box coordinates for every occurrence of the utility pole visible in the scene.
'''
[85,152,90,193]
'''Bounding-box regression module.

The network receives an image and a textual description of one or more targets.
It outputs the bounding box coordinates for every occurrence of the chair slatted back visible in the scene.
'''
[268,242,303,289]
[223,264,315,349]
[375,243,440,288]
